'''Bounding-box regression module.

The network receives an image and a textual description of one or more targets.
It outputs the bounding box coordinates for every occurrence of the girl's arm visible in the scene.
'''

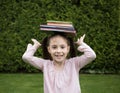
[22,39,46,70]
[73,34,96,70]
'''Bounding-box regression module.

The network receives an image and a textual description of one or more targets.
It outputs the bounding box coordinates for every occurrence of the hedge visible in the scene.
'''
[0,0,119,73]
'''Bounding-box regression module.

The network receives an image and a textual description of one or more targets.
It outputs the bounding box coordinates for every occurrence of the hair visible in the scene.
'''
[41,32,76,60]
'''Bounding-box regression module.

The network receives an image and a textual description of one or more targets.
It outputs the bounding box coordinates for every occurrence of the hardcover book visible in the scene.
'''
[47,20,73,27]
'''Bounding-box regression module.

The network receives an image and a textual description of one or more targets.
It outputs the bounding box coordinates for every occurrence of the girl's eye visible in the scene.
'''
[61,46,65,49]
[52,46,57,49]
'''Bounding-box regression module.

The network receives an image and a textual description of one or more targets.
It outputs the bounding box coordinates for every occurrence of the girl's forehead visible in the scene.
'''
[49,35,68,44]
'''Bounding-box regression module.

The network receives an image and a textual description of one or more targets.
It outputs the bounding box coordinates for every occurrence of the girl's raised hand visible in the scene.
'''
[75,34,85,46]
[31,38,41,48]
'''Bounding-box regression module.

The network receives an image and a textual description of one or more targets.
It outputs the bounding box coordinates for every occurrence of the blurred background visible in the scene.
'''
[0,0,119,74]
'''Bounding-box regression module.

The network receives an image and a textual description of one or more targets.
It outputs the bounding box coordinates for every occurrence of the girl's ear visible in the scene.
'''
[67,46,70,53]
[47,46,50,53]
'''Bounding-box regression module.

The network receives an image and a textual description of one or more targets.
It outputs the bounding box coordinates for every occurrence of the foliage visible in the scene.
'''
[0,0,119,73]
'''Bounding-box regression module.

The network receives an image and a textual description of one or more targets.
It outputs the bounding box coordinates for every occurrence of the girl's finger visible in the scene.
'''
[82,34,85,41]
[31,38,41,46]
[80,34,86,43]
[31,38,37,43]
[27,44,32,48]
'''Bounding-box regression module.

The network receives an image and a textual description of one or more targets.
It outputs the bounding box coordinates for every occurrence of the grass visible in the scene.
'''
[80,74,120,93]
[0,73,120,93]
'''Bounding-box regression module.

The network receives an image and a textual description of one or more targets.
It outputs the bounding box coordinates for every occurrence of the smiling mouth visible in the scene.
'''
[55,55,63,58]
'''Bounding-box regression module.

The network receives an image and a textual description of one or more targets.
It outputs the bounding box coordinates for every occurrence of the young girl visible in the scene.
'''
[22,33,96,93]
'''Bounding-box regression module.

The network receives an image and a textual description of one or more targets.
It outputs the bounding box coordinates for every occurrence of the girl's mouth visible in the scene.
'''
[55,55,63,58]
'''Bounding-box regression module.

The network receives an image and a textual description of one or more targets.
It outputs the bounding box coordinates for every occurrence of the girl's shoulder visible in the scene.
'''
[67,56,79,62]
[43,59,52,63]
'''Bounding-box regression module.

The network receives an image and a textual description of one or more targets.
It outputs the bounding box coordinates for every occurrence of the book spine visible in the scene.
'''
[40,28,76,33]
[47,23,73,27]
[40,25,75,31]
[47,20,72,24]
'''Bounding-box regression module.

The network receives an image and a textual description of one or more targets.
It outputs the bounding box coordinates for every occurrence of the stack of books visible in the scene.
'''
[40,20,76,36]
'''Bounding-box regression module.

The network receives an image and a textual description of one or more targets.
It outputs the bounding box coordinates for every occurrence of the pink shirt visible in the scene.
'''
[22,43,96,93]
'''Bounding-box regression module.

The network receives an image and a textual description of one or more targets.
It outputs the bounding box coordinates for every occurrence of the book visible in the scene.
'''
[40,28,76,33]
[47,20,73,27]
[40,28,76,36]
[40,25,75,31]
[47,20,72,24]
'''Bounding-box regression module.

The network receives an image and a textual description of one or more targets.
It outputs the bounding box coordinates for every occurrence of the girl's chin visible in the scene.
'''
[54,59,65,63]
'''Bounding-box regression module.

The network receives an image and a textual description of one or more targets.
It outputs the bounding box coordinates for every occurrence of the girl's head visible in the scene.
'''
[42,32,76,62]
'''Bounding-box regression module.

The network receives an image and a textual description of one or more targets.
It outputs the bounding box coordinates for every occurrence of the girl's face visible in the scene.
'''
[47,35,70,64]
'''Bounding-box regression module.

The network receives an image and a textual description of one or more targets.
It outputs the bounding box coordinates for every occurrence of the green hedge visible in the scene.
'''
[0,0,119,73]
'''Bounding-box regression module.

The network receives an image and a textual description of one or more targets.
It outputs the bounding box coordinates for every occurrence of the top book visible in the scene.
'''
[47,20,73,26]
[40,20,76,36]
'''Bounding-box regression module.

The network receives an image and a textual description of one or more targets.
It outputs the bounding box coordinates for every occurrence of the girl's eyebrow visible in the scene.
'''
[60,45,66,46]
[52,44,57,46]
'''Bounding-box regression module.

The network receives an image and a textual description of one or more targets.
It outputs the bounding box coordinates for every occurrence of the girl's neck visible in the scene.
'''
[53,61,65,71]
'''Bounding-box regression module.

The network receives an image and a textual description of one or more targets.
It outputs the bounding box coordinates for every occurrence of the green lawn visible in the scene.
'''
[0,74,119,93]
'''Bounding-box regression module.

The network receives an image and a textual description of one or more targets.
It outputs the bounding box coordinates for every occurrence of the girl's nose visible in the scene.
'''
[56,48,61,52]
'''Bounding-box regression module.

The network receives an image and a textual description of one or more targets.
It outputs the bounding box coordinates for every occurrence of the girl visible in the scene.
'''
[22,33,96,93]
